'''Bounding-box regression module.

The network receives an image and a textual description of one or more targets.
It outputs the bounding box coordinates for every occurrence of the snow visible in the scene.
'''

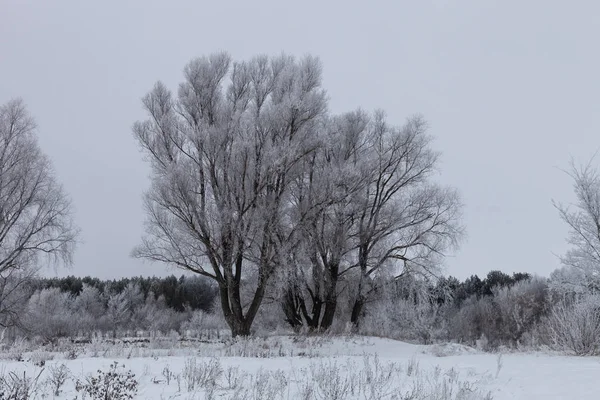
[1,335,599,399]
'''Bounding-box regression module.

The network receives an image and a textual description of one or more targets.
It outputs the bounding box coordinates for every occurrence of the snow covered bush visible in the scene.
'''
[182,357,223,392]
[134,294,187,334]
[449,295,496,349]
[181,310,226,340]
[77,361,138,400]
[105,283,144,337]
[447,277,549,349]
[490,278,549,346]
[359,278,447,344]
[546,293,600,355]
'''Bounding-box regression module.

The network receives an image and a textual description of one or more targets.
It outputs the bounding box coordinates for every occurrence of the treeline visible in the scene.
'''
[428,270,532,306]
[9,269,536,344]
[7,266,600,357]
[31,275,218,313]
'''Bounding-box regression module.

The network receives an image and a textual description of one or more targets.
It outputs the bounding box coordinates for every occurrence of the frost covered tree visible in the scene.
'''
[0,100,78,271]
[492,277,548,345]
[281,111,463,331]
[546,293,600,355]
[348,113,463,327]
[106,282,145,337]
[135,293,186,333]
[72,283,106,334]
[133,52,326,336]
[0,99,78,327]
[554,157,600,293]
[280,110,370,331]
[25,287,74,342]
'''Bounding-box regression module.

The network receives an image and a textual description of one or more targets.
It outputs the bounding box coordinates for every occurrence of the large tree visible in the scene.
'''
[281,111,463,331]
[132,53,326,336]
[348,112,463,327]
[281,110,370,331]
[0,99,78,327]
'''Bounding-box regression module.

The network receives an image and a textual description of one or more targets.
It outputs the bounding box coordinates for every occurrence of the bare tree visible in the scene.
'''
[0,99,78,327]
[281,111,463,331]
[132,52,326,336]
[554,156,600,292]
[280,110,371,331]
[25,287,75,342]
[348,113,463,327]
[105,282,144,337]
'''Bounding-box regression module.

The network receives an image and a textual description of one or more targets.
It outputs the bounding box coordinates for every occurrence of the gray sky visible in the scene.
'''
[1,0,598,280]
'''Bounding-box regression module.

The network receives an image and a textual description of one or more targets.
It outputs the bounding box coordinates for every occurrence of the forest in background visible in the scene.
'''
[3,266,597,357]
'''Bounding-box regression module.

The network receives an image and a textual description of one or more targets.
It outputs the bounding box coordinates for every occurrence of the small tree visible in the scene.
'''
[105,282,144,337]
[0,99,78,327]
[72,283,106,334]
[25,287,75,342]
[554,157,600,292]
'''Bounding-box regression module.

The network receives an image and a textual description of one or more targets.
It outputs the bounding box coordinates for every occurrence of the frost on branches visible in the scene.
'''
[132,52,463,337]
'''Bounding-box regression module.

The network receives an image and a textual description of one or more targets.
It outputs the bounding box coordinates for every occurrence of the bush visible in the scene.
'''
[77,361,138,400]
[490,278,549,346]
[181,311,225,339]
[359,279,447,344]
[181,357,223,392]
[448,278,549,349]
[546,294,600,355]
[46,363,70,396]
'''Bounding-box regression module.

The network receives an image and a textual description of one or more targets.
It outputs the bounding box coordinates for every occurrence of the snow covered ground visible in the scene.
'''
[0,335,599,399]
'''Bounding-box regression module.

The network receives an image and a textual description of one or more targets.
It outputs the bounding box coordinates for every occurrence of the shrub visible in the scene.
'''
[181,357,223,392]
[77,361,138,400]
[546,294,600,355]
[491,278,549,346]
[46,363,70,396]
[29,350,54,367]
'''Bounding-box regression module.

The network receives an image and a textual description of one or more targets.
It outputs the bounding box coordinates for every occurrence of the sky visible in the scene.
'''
[1,0,599,280]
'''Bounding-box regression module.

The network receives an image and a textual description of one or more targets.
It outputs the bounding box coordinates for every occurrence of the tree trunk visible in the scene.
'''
[280,259,340,332]
[218,283,250,338]
[319,262,339,331]
[350,244,369,330]
[217,265,269,338]
[281,283,325,331]
[350,296,365,330]
[281,287,304,330]
[230,319,251,338]
[319,295,337,331]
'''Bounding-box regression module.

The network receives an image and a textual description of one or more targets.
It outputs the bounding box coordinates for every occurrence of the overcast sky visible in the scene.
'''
[1,0,598,280]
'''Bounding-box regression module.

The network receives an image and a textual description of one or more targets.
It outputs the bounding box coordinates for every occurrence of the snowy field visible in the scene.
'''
[0,335,598,399]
